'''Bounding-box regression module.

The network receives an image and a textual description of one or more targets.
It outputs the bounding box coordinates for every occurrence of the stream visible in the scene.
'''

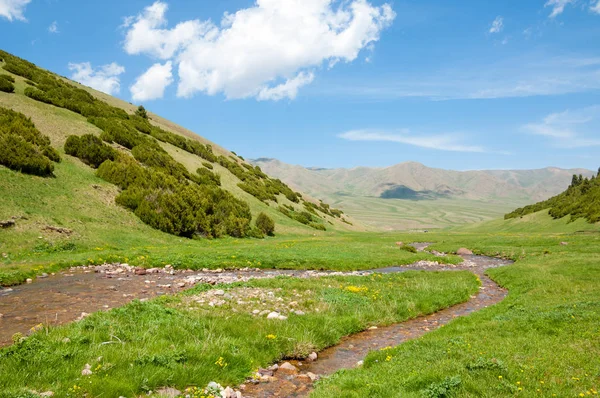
[0,244,512,398]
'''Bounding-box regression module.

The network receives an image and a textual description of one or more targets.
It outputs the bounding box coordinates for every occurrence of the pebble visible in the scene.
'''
[368,326,378,330]
[278,362,298,373]
[26,278,33,284]
[81,364,92,376]
[213,289,225,296]
[356,360,364,367]
[306,372,319,381]
[39,273,48,278]
[39,392,54,397]
[266,311,281,319]
[307,352,318,361]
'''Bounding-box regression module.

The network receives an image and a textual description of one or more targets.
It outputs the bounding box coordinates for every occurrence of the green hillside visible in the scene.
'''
[506,171,600,223]
[0,49,364,284]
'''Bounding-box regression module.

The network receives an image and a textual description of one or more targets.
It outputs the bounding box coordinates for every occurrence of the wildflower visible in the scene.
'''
[215,356,228,368]
[498,376,503,380]
[266,334,276,340]
[385,355,392,361]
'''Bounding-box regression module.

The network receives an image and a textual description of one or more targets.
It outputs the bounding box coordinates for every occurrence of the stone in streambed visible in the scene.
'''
[457,248,473,255]
[307,352,317,362]
[278,362,298,374]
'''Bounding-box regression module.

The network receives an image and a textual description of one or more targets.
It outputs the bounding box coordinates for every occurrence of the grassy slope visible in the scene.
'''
[313,212,600,397]
[0,271,478,397]
[0,65,370,285]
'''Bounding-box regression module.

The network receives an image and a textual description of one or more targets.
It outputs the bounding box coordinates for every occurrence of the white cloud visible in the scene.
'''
[48,21,58,33]
[338,129,486,153]
[522,105,600,147]
[591,0,600,14]
[0,0,31,21]
[545,0,576,18]
[130,61,173,101]
[257,71,315,101]
[489,16,503,33]
[122,0,395,101]
[68,62,126,95]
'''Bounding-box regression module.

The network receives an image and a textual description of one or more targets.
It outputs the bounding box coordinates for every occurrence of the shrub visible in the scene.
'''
[0,134,54,176]
[202,161,213,170]
[309,222,327,231]
[0,106,59,176]
[196,167,221,186]
[135,105,148,119]
[400,245,417,253]
[0,78,15,93]
[0,74,15,83]
[255,212,275,236]
[64,134,117,168]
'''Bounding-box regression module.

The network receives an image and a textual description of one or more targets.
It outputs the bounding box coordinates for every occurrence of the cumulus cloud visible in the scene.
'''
[48,21,58,33]
[522,105,600,147]
[489,16,503,33]
[130,61,174,101]
[338,129,486,153]
[122,0,395,101]
[68,62,125,95]
[545,0,575,18]
[0,0,31,21]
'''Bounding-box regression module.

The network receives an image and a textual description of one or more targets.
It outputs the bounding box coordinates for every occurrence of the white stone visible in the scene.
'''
[267,312,280,319]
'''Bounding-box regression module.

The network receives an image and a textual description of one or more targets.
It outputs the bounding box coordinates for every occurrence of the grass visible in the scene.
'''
[326,194,527,231]
[311,213,600,397]
[0,271,478,397]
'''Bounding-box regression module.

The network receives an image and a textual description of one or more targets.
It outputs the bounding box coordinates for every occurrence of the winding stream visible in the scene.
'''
[0,244,512,398]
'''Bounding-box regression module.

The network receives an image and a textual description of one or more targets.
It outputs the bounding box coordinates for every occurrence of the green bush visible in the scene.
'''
[135,105,148,119]
[0,106,59,176]
[64,134,117,168]
[255,212,275,236]
[0,78,15,93]
[202,161,213,170]
[196,167,221,186]
[0,74,15,83]
[400,245,417,253]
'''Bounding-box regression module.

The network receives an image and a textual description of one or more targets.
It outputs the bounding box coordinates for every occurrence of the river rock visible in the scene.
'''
[307,352,317,362]
[294,310,305,316]
[81,364,92,376]
[213,289,225,296]
[306,372,319,381]
[134,267,147,275]
[39,273,48,278]
[457,248,473,255]
[278,362,298,374]
[26,278,33,284]
[267,311,281,319]
[296,374,311,382]
[258,368,274,376]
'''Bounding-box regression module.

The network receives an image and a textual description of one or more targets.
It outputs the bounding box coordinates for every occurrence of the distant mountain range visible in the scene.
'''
[250,159,595,230]
[251,159,594,202]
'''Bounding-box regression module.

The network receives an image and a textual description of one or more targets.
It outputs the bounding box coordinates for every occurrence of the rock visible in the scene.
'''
[258,368,274,377]
[177,283,186,288]
[134,267,147,275]
[81,364,92,376]
[457,248,473,255]
[76,312,89,321]
[157,284,171,289]
[294,310,305,316]
[252,309,260,315]
[259,310,270,316]
[39,273,48,278]
[368,326,378,330]
[213,289,225,296]
[306,372,319,381]
[222,387,235,398]
[0,220,15,228]
[560,242,569,246]
[40,392,54,397]
[43,225,73,235]
[356,360,364,367]
[155,387,181,397]
[107,286,117,291]
[268,364,279,371]
[278,362,298,374]
[164,264,173,269]
[278,315,288,320]
[296,374,311,382]
[307,352,318,362]
[267,311,281,319]
[26,278,33,284]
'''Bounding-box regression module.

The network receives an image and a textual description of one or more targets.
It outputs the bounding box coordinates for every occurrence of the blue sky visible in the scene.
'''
[1,0,600,170]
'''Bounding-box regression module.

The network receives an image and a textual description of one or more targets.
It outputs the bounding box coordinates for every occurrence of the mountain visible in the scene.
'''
[0,49,359,254]
[251,158,595,230]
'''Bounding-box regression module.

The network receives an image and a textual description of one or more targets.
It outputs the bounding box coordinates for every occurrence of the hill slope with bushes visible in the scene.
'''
[0,49,358,274]
[505,170,600,223]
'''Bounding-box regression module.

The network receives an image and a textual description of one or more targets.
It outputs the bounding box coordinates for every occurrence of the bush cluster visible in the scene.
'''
[98,157,252,238]
[255,212,275,236]
[278,206,327,231]
[64,134,117,168]
[196,167,221,186]
[0,106,60,176]
[505,170,600,223]
[0,74,15,93]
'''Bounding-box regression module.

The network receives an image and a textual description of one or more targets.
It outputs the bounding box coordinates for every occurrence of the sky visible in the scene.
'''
[1,0,599,171]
